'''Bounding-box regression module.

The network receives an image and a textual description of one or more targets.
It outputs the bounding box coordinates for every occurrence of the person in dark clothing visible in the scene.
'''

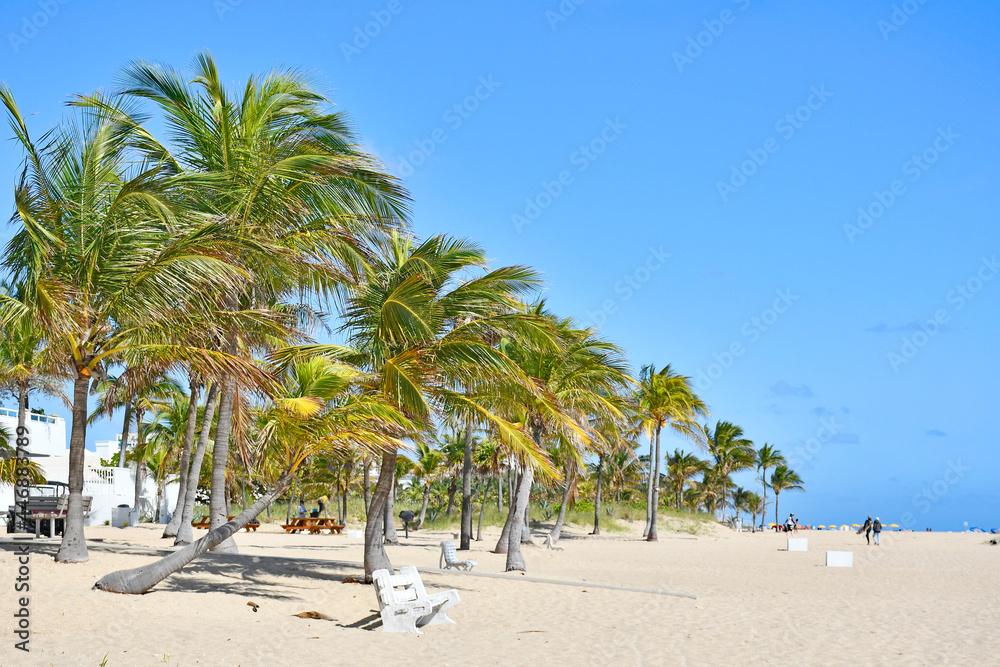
[862,515,873,545]
[873,517,882,545]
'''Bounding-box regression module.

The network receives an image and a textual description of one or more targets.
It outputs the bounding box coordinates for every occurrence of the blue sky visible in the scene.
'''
[2,1,997,530]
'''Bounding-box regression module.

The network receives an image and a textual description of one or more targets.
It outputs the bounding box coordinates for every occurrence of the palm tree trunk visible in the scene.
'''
[497,474,502,511]
[175,384,219,546]
[12,382,30,533]
[521,498,533,545]
[163,380,200,537]
[460,420,474,550]
[286,479,296,525]
[550,466,574,543]
[117,400,132,469]
[364,449,396,582]
[647,425,662,542]
[209,378,237,553]
[494,470,521,554]
[417,483,431,527]
[384,475,399,544]
[476,482,488,541]
[643,429,655,537]
[505,463,534,571]
[133,463,145,520]
[445,477,457,517]
[95,471,293,595]
[761,468,769,527]
[592,455,603,535]
[363,456,371,512]
[774,492,780,527]
[55,373,91,563]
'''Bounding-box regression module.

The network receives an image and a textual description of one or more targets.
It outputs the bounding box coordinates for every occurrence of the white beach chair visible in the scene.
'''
[544,533,565,551]
[439,540,477,571]
[371,566,460,634]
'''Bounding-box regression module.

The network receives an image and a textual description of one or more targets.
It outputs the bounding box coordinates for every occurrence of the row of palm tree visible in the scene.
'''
[0,53,803,597]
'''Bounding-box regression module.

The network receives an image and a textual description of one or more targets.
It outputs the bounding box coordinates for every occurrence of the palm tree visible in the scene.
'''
[756,443,785,526]
[95,355,416,594]
[665,449,706,510]
[770,465,805,525]
[743,491,765,531]
[703,421,755,523]
[409,442,443,528]
[635,365,708,541]
[0,87,267,563]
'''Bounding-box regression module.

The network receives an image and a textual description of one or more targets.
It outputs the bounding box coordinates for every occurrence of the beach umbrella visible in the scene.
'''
[888,524,899,528]
[817,525,825,529]
[851,524,860,528]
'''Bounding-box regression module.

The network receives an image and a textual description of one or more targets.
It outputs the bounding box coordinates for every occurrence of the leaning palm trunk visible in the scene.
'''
[163,381,200,537]
[175,384,219,546]
[55,374,91,563]
[460,421,474,550]
[647,425,663,542]
[505,464,534,572]
[592,455,603,535]
[209,379,237,553]
[476,483,488,541]
[384,478,399,544]
[417,484,431,527]
[643,432,655,537]
[95,472,293,594]
[521,501,533,545]
[364,450,396,582]
[118,401,132,469]
[493,470,522,554]
[550,467,574,544]
[363,456,371,512]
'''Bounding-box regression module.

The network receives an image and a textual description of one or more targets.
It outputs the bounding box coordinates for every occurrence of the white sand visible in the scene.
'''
[2,522,997,665]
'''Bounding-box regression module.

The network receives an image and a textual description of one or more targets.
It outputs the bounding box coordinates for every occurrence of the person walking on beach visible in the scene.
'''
[785,513,797,532]
[297,499,306,519]
[873,517,882,545]
[862,515,873,545]
[318,494,328,519]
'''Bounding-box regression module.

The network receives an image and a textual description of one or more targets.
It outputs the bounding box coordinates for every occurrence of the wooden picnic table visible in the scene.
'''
[280,517,345,534]
[190,515,261,532]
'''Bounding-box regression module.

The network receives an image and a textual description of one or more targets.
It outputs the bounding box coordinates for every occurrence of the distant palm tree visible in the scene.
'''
[770,465,805,524]
[703,421,755,522]
[634,364,708,541]
[743,491,765,531]
[756,443,785,525]
[665,449,706,510]
[410,442,443,527]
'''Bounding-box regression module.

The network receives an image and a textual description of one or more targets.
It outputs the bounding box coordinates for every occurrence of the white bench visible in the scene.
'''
[826,551,853,567]
[544,533,565,551]
[372,566,460,634]
[439,540,477,571]
[787,537,808,552]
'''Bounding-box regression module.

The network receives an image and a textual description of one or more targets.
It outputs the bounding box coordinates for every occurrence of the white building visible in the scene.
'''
[2,407,177,526]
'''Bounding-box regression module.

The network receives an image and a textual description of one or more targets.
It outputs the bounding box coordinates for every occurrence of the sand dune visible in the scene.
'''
[2,523,997,665]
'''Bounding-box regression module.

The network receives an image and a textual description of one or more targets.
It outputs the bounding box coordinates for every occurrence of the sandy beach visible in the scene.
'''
[2,523,997,666]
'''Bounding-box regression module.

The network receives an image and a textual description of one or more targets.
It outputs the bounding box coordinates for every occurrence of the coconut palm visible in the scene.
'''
[756,443,785,525]
[0,87,272,563]
[409,442,443,528]
[770,465,805,524]
[703,421,755,522]
[743,491,765,531]
[634,364,708,541]
[95,355,415,594]
[665,449,706,510]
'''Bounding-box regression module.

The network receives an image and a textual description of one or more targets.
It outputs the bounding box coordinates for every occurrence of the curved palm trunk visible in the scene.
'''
[505,464,534,571]
[117,401,132,469]
[647,425,662,542]
[364,450,396,582]
[460,421,473,550]
[493,471,521,554]
[592,455,603,535]
[175,384,219,546]
[55,374,91,563]
[94,471,293,595]
[363,456,371,512]
[163,381,200,537]
[417,483,431,527]
[209,379,237,553]
[445,477,457,516]
[550,466,574,543]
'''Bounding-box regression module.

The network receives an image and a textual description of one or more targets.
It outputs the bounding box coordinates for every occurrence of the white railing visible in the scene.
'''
[0,407,58,424]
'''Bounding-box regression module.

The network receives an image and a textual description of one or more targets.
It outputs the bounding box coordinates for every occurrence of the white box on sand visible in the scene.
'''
[787,538,808,551]
[826,551,853,567]
[347,529,363,538]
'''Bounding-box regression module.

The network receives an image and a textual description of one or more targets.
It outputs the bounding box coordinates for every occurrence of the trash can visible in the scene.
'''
[111,504,137,528]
